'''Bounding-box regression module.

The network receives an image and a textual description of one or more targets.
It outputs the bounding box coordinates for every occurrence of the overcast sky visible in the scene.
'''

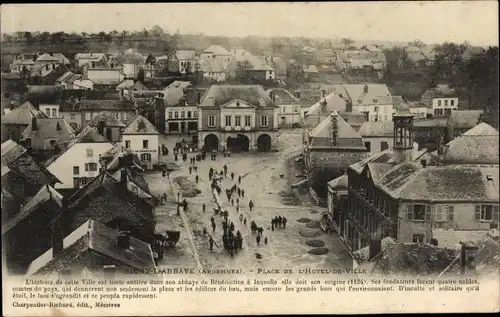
[1,2,498,45]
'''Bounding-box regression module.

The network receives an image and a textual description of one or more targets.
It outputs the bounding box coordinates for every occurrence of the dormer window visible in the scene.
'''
[486,175,493,181]
[373,98,378,104]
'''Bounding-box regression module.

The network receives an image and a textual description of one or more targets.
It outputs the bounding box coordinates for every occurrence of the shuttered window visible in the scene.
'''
[476,205,495,221]
[448,206,454,221]
[407,204,427,221]
[425,205,431,221]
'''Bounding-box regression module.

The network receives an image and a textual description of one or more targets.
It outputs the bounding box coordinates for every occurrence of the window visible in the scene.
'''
[143,140,149,149]
[380,141,389,151]
[407,204,429,221]
[115,113,120,119]
[412,233,425,243]
[140,153,152,162]
[437,100,442,106]
[420,159,427,167]
[187,111,192,118]
[364,141,371,152]
[444,100,448,107]
[208,115,215,127]
[86,148,93,158]
[193,111,197,118]
[85,163,98,172]
[475,205,499,221]
[294,106,299,113]
[444,108,452,116]
[235,116,241,127]
[168,112,173,119]
[45,109,51,117]
[125,140,131,148]
[434,108,443,116]
[181,111,185,118]
[73,166,80,175]
[451,100,455,106]
[79,177,93,186]
[174,111,179,118]
[374,106,379,112]
[244,115,251,127]
[225,115,232,126]
[260,116,268,127]
[123,113,128,121]
[282,107,285,113]
[70,113,76,120]
[384,115,388,121]
[52,108,57,117]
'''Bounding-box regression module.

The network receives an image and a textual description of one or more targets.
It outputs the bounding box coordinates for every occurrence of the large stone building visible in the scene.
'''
[303,111,369,199]
[336,110,499,255]
[197,85,279,152]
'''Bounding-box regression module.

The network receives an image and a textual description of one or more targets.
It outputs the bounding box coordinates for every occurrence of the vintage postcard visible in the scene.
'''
[1,2,499,316]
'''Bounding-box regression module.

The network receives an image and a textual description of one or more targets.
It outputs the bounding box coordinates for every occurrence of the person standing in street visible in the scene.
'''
[195,175,199,183]
[256,234,261,246]
[209,237,214,251]
[231,172,234,181]
[264,237,268,245]
[202,203,206,213]
[238,175,241,184]
[283,217,287,229]
[189,166,192,174]
[249,200,254,211]
[212,221,216,232]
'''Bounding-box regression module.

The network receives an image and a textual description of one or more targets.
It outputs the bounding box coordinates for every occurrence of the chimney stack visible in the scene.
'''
[270,91,275,103]
[197,91,202,104]
[258,97,265,108]
[52,197,68,259]
[120,169,128,184]
[117,231,131,249]
[369,238,382,260]
[97,119,105,136]
[31,116,38,131]
[103,265,116,280]
[460,242,479,275]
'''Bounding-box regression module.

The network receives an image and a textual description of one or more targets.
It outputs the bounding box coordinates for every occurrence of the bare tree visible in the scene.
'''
[341,38,354,50]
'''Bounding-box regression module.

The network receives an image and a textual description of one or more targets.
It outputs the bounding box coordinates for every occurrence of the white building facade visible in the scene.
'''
[46,142,114,189]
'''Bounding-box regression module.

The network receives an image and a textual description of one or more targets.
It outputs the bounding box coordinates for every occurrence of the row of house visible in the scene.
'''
[327,116,499,253]
[2,138,158,276]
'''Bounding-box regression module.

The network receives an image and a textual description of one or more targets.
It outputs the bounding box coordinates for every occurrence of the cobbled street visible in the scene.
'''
[145,130,352,274]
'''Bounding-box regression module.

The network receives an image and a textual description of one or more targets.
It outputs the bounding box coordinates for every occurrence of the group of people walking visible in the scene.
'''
[271,216,287,231]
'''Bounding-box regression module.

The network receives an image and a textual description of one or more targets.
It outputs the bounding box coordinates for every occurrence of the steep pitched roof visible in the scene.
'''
[44,126,110,167]
[1,101,48,125]
[168,81,192,89]
[327,174,348,189]
[20,118,76,144]
[27,219,156,276]
[447,110,483,129]
[358,121,394,137]
[35,53,60,63]
[1,139,28,166]
[309,112,365,147]
[396,165,499,201]
[266,88,299,104]
[60,99,136,112]
[199,85,277,109]
[306,92,347,116]
[116,79,135,90]
[2,184,63,235]
[122,115,158,135]
[203,45,230,55]
[343,84,392,105]
[56,71,82,84]
[442,123,499,164]
[88,111,127,128]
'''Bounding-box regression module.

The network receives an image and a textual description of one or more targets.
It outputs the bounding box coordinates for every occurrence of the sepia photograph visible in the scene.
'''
[1,2,499,316]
